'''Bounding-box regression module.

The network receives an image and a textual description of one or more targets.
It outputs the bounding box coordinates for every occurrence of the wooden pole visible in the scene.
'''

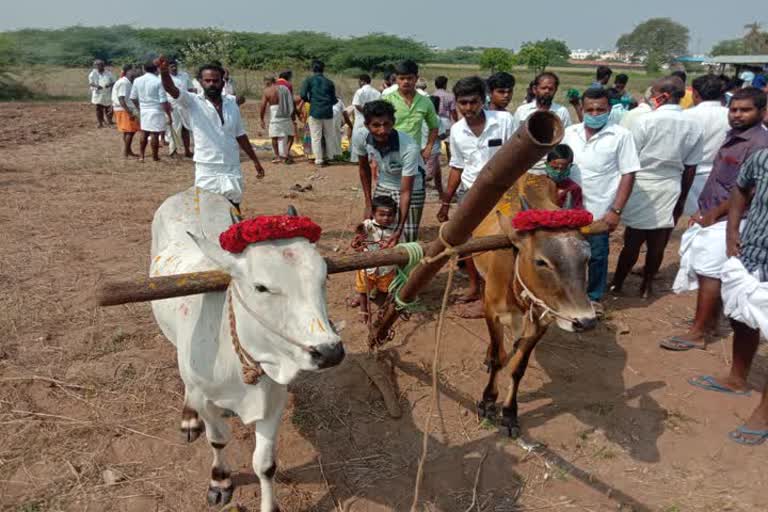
[368,111,564,347]
[96,234,514,307]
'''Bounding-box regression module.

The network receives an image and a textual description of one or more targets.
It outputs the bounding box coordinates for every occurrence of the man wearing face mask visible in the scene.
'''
[612,76,704,298]
[562,87,641,308]
[156,56,265,211]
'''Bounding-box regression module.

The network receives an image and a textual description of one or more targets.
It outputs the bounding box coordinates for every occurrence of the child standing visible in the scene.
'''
[352,196,398,323]
[545,144,584,209]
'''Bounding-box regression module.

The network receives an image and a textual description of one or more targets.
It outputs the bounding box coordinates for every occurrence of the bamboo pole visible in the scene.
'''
[368,111,563,347]
[96,235,514,307]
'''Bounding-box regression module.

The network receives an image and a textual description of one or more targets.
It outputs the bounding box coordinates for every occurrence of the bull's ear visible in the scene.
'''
[495,210,521,251]
[579,220,610,236]
[187,232,243,275]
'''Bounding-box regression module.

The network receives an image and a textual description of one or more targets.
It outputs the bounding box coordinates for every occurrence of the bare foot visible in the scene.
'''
[184,151,194,158]
[359,311,370,324]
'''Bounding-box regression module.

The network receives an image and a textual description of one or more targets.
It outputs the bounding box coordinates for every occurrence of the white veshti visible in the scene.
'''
[150,186,345,511]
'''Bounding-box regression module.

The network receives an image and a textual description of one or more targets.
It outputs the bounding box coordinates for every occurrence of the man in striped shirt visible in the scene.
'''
[689,144,768,446]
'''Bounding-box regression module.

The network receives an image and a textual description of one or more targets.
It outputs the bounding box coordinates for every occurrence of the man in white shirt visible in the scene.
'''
[620,86,653,132]
[514,72,572,173]
[682,74,730,215]
[562,87,641,307]
[130,62,171,162]
[612,76,705,297]
[350,74,381,163]
[168,59,196,158]
[157,57,265,210]
[439,76,518,315]
[88,59,115,128]
[112,64,141,158]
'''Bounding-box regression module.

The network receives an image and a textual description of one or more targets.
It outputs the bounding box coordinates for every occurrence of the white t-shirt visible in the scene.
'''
[449,110,519,190]
[682,101,729,176]
[563,123,642,218]
[111,76,132,112]
[130,73,168,112]
[360,219,396,276]
[513,101,572,128]
[351,84,382,130]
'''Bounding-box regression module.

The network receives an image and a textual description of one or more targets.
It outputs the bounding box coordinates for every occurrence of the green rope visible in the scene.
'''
[388,242,424,311]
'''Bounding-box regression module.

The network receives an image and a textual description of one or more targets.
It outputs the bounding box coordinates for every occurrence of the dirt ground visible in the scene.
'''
[1,101,767,512]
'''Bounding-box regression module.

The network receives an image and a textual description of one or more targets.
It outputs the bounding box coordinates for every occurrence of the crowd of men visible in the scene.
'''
[88,55,768,446]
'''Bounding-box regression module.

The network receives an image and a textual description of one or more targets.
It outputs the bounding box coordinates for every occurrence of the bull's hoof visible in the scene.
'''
[500,413,521,439]
[206,484,234,506]
[180,420,204,443]
[477,400,497,420]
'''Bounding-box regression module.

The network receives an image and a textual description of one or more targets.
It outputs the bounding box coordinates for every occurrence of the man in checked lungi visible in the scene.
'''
[352,99,426,246]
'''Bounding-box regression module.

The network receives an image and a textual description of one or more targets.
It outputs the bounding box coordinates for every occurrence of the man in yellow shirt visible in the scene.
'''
[673,70,695,109]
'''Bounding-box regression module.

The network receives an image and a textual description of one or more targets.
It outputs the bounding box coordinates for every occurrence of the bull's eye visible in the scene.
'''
[535,259,549,268]
[254,284,270,293]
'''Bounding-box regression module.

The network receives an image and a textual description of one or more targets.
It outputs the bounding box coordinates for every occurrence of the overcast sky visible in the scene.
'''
[1,0,759,54]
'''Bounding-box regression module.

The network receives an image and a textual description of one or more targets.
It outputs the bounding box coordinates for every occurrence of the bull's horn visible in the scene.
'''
[287,205,299,217]
[519,195,531,211]
[580,219,610,235]
[562,191,573,210]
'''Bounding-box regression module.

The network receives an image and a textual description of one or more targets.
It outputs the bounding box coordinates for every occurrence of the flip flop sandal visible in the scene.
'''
[728,426,768,446]
[688,375,751,396]
[660,336,705,351]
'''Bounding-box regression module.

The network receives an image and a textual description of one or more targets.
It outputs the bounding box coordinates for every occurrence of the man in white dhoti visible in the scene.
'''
[157,57,265,210]
[130,62,171,162]
[688,146,768,446]
[665,88,768,350]
[682,75,729,215]
[88,59,115,128]
[611,76,704,297]
[167,60,196,158]
[260,75,296,164]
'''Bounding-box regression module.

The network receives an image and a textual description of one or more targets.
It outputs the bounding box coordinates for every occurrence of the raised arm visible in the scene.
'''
[155,56,180,99]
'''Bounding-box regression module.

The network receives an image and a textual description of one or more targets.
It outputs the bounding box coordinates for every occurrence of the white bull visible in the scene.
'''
[150,187,344,511]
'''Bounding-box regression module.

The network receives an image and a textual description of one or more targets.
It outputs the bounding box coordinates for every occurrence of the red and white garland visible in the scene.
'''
[219,216,322,253]
[512,209,593,232]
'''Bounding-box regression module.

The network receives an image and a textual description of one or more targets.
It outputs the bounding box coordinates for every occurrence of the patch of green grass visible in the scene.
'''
[662,505,682,512]
[17,504,42,512]
[479,417,496,431]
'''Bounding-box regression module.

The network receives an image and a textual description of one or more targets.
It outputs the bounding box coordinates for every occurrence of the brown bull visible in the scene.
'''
[472,174,608,437]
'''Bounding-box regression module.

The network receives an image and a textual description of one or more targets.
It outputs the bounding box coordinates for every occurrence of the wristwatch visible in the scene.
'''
[610,207,623,215]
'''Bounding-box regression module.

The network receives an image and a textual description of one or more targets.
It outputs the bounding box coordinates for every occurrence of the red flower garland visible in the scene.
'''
[219,216,322,253]
[512,209,593,232]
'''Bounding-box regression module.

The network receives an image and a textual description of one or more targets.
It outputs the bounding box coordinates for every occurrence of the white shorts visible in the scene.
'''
[140,110,167,133]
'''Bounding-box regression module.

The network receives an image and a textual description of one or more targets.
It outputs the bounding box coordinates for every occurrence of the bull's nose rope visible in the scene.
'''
[513,258,582,325]
[227,288,265,385]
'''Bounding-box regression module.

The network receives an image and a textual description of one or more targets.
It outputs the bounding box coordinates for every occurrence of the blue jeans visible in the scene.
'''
[587,233,610,301]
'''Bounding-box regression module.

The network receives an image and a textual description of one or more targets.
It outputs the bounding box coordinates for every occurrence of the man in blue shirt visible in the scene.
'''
[299,60,337,168]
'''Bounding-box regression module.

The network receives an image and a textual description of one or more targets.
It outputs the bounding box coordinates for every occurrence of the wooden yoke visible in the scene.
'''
[96,235,516,307]
[368,111,564,347]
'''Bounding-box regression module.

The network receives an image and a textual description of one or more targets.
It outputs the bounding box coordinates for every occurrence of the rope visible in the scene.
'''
[513,258,578,326]
[388,242,425,312]
[410,250,458,511]
[421,223,459,265]
[227,288,265,385]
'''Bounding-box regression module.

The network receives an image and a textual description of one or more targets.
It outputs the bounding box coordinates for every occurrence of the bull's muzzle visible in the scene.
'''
[309,342,346,369]
[572,316,597,332]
